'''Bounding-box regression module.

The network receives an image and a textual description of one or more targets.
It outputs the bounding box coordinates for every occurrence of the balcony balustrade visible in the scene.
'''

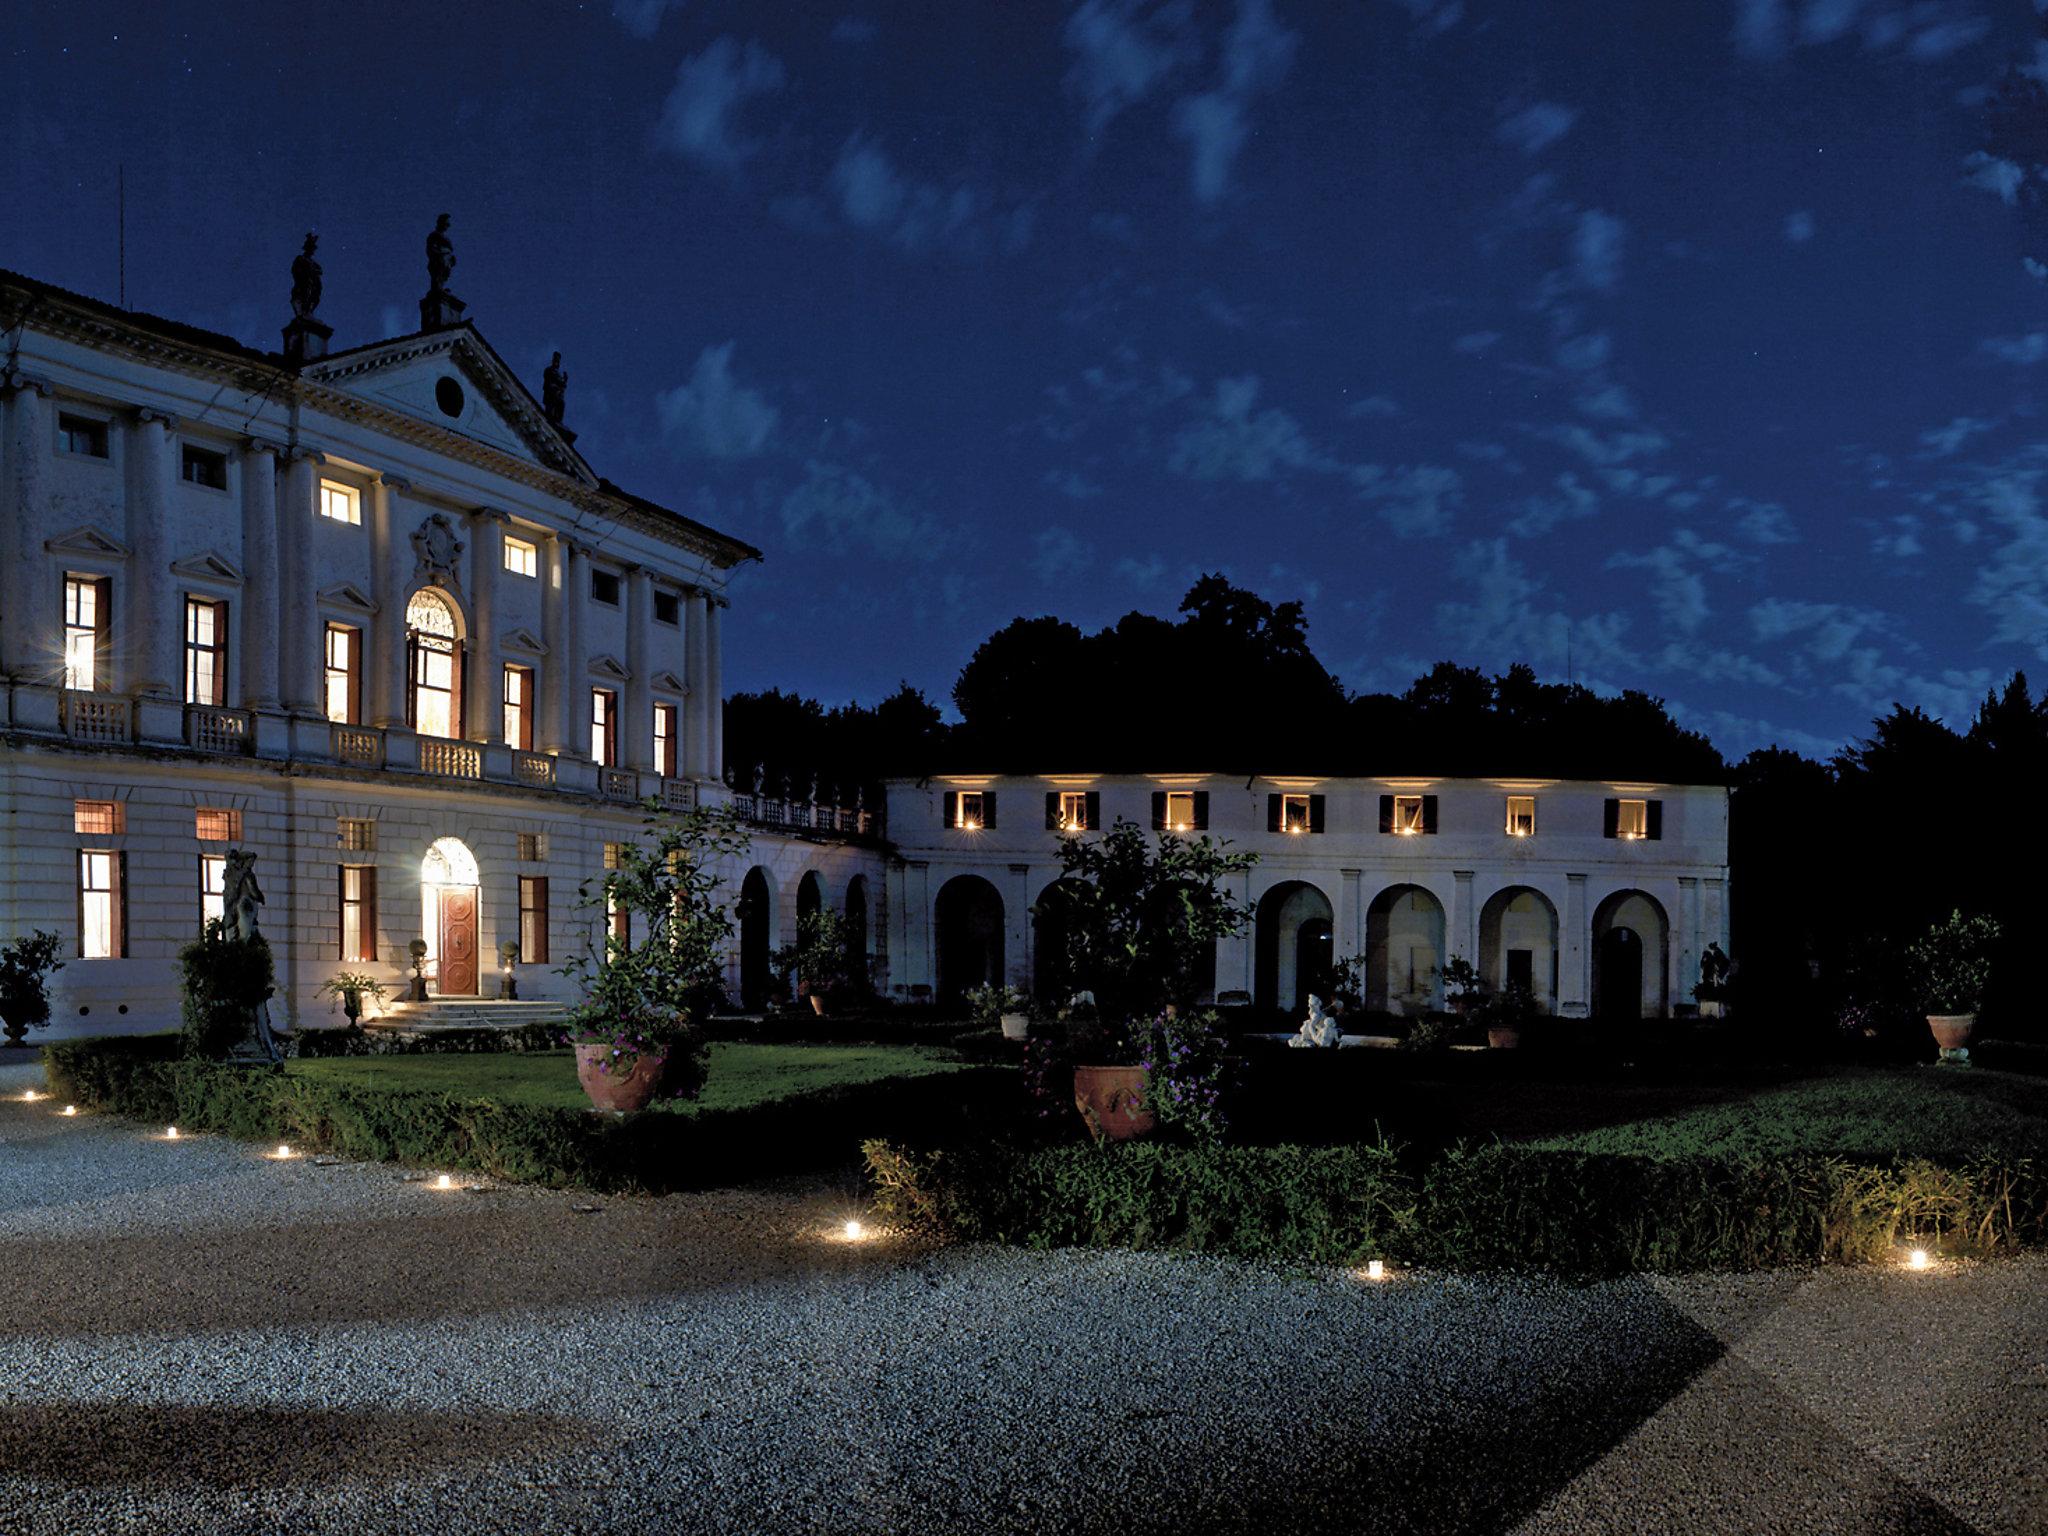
[185,705,254,756]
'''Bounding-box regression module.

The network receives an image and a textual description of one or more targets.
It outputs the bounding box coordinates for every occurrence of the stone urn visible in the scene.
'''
[1000,1012,1030,1042]
[1072,1065,1154,1142]
[575,1042,669,1113]
[1486,1025,1522,1050]
[1927,1013,1975,1065]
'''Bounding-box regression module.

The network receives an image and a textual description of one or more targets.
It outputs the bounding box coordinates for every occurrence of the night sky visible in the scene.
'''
[7,0,2047,760]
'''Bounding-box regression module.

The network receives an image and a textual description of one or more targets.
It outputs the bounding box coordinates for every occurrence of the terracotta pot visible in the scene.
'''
[575,1041,669,1113]
[999,1012,1030,1042]
[1486,1026,1523,1050]
[1072,1065,1155,1142]
[1927,1013,1975,1062]
[808,994,827,1018]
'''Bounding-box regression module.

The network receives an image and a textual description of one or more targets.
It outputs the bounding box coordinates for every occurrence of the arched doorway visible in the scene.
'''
[1365,884,1446,1015]
[1478,886,1559,1012]
[843,875,870,992]
[405,588,465,740]
[1254,880,1335,1016]
[934,874,1005,1005]
[1592,889,1670,1019]
[737,867,774,1011]
[1032,877,1091,1004]
[420,836,480,995]
[797,871,823,924]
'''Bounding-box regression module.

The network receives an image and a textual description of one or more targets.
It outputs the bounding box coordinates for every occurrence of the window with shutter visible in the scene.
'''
[1151,791,1168,831]
[1309,794,1326,834]
[1192,791,1209,830]
[1506,796,1536,837]
[1047,791,1061,830]
[1391,795,1424,835]
[944,791,961,827]
[1054,791,1090,831]
[1378,794,1394,834]
[1603,798,1620,838]
[1421,795,1439,834]
[1277,794,1313,834]
[1085,791,1100,829]
[982,793,998,830]
[1645,799,1663,840]
[1267,794,1282,833]
[1614,799,1649,839]
[1163,791,1196,832]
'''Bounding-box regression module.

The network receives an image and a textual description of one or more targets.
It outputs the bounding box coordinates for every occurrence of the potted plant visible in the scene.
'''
[1473,980,1538,1050]
[1026,997,1155,1141]
[559,801,749,1112]
[1908,909,2001,1064]
[773,909,861,1018]
[966,982,1030,1041]
[317,970,386,1027]
[0,931,63,1048]
[1438,957,1484,1016]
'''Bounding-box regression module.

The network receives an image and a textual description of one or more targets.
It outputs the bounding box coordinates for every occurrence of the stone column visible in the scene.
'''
[469,509,503,744]
[706,596,725,782]
[1006,862,1032,993]
[1561,872,1589,1017]
[538,533,566,754]
[683,589,710,778]
[625,565,654,770]
[124,410,177,699]
[1704,876,1728,956]
[1336,868,1362,963]
[1,377,52,687]
[278,451,322,714]
[564,540,589,758]
[368,477,412,730]
[1450,869,1476,964]
[238,439,282,710]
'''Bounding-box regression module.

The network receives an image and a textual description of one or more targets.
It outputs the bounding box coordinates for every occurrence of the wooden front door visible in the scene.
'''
[439,887,479,995]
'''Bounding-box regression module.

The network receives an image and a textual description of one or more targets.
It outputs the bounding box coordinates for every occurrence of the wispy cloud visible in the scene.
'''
[1783,209,1815,244]
[1032,525,1094,582]
[656,38,786,169]
[655,343,779,459]
[829,133,1035,254]
[1063,0,1195,136]
[780,461,947,563]
[1172,0,1299,204]
[612,0,683,39]
[1496,101,1577,157]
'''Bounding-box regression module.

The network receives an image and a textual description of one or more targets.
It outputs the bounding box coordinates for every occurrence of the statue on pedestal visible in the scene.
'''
[419,213,468,331]
[290,234,323,319]
[1289,994,1345,1049]
[543,351,568,424]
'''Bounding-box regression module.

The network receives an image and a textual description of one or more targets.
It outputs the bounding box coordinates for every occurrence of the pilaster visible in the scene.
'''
[625,565,654,770]
[238,438,283,712]
[1561,871,1589,1017]
[470,508,504,744]
[683,589,710,778]
[368,475,412,731]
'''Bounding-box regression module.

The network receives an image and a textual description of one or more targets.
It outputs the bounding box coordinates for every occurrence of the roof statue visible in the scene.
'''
[419,213,468,331]
[543,351,568,424]
[289,233,322,319]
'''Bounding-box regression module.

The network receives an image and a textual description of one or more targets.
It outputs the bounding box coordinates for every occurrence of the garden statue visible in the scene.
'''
[407,938,430,1002]
[221,849,265,943]
[1697,942,1731,1017]
[1290,994,1345,1049]
[289,233,322,318]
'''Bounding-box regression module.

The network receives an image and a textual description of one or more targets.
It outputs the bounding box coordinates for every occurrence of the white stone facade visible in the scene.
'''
[0,270,885,1031]
[883,774,1730,1020]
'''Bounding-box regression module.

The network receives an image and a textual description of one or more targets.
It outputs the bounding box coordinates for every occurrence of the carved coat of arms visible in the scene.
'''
[411,513,466,591]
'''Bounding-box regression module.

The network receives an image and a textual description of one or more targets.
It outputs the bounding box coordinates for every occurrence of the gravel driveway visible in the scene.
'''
[1,1056,2041,1535]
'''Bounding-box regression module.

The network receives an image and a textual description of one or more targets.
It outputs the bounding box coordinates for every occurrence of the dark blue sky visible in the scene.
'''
[8,0,2048,759]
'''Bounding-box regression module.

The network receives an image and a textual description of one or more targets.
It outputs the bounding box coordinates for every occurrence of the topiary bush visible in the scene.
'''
[177,921,275,1058]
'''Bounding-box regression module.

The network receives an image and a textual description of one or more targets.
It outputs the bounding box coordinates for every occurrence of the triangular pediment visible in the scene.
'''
[170,550,244,585]
[651,670,688,695]
[46,526,128,560]
[503,628,547,657]
[589,654,630,682]
[302,327,592,482]
[318,582,378,615]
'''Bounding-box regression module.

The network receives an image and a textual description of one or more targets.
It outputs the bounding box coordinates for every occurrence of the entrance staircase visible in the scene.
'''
[365,999,567,1035]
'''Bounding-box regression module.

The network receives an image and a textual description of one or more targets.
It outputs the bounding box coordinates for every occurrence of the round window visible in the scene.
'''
[435,377,465,418]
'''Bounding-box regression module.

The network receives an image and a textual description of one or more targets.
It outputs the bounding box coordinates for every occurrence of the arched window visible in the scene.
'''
[406,589,463,739]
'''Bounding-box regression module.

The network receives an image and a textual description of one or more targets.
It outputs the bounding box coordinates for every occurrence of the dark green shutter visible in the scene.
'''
[944,791,960,828]
[1046,792,1060,830]
[1309,794,1326,834]
[1603,799,1619,838]
[1422,795,1438,834]
[1151,792,1167,831]
[1645,799,1663,840]
[1084,791,1099,830]
[982,793,997,830]
[1378,794,1394,833]
[1192,791,1209,830]
[1266,794,1281,832]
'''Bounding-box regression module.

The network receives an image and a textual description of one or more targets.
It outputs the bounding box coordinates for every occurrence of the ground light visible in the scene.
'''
[1365,1259,1387,1281]
[434,1173,455,1190]
[843,1218,866,1240]
[60,1104,77,1117]
[1907,1247,1932,1271]
[164,1126,179,1140]
[270,1143,295,1160]
[20,1089,43,1103]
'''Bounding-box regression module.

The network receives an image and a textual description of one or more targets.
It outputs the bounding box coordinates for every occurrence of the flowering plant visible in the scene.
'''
[566,1018,708,1101]
[1136,1006,1232,1144]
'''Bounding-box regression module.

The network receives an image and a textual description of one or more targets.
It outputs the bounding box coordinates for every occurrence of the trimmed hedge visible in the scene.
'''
[862,1137,2047,1273]
[42,1034,1012,1194]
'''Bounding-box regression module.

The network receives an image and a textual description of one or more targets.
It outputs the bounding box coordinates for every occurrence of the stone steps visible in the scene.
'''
[367,1000,567,1034]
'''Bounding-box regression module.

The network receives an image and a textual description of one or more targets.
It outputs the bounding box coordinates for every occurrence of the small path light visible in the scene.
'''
[434,1173,455,1191]
[20,1089,43,1103]
[164,1126,179,1140]
[60,1104,77,1117]
[843,1218,866,1241]
[1364,1259,1387,1281]
[271,1143,295,1160]
[1907,1247,1932,1272]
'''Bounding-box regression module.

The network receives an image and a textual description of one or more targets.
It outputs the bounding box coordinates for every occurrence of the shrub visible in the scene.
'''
[0,930,64,1046]
[1909,910,2002,1016]
[178,921,275,1059]
[1136,1008,1233,1143]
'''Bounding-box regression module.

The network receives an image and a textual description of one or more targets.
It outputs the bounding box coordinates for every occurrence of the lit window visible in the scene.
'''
[74,800,123,836]
[1392,795,1424,835]
[59,413,109,458]
[199,854,226,930]
[591,688,618,767]
[337,818,375,852]
[339,866,376,962]
[78,850,120,958]
[406,590,459,739]
[1506,796,1536,838]
[319,480,361,526]
[516,832,545,862]
[654,703,677,778]
[195,808,241,842]
[503,664,533,751]
[519,876,549,964]
[324,623,360,724]
[954,791,985,830]
[1165,791,1195,832]
[181,444,227,489]
[1615,799,1648,840]
[63,576,106,692]
[602,841,627,870]
[184,597,227,706]
[1280,794,1311,834]
[503,536,538,578]
[1058,791,1089,831]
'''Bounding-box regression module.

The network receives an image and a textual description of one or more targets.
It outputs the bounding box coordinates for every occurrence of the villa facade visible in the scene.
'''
[881,774,1730,1019]
[0,262,885,1031]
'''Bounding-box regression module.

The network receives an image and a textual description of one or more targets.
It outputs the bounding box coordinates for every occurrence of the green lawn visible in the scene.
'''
[290,1041,972,1114]
[1523,1067,2048,1163]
